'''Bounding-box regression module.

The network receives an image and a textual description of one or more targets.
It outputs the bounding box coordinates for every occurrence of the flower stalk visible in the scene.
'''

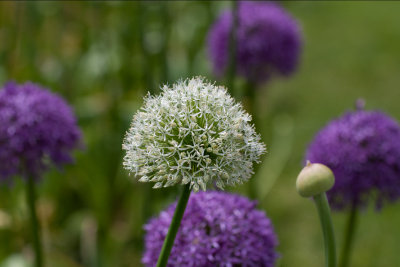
[156,185,191,267]
[226,0,238,93]
[26,174,43,267]
[314,193,337,267]
[339,204,358,267]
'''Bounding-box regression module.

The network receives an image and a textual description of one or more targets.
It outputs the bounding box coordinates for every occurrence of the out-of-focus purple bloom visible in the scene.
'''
[143,191,278,267]
[306,110,400,210]
[208,1,302,84]
[0,81,82,181]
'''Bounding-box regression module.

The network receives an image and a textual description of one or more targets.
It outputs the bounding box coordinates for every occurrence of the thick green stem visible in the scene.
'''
[156,185,191,267]
[339,204,358,267]
[314,193,337,267]
[226,0,238,94]
[138,0,154,93]
[26,174,43,267]
[245,81,259,199]
[159,1,169,83]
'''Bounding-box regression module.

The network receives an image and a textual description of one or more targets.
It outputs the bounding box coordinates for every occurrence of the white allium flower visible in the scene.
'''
[122,77,266,191]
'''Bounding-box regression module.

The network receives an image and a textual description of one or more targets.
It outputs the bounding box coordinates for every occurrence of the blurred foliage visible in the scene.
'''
[0,1,400,267]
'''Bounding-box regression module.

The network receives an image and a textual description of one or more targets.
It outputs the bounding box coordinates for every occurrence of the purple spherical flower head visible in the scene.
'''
[143,191,278,267]
[306,110,400,210]
[0,81,82,181]
[208,1,302,84]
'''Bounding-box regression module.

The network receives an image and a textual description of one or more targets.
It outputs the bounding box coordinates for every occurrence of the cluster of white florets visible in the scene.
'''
[123,77,266,191]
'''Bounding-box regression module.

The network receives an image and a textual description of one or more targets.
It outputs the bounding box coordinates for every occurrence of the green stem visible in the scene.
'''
[156,185,191,267]
[26,174,43,267]
[246,81,259,199]
[138,0,154,93]
[160,1,169,83]
[244,81,256,121]
[339,204,358,267]
[141,184,153,231]
[314,193,337,267]
[226,0,238,94]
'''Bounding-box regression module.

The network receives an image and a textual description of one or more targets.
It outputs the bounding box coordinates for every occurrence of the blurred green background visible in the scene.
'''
[0,1,400,266]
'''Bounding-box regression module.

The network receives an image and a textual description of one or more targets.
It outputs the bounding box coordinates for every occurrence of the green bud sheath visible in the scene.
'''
[296,161,335,198]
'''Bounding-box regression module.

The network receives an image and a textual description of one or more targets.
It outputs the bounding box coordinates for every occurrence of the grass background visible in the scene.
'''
[0,1,400,266]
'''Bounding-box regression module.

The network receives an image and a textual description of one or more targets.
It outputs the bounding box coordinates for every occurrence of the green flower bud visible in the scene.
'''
[296,161,335,197]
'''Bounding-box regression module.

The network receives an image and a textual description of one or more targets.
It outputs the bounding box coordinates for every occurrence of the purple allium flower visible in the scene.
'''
[208,1,302,83]
[0,81,82,181]
[143,191,278,267]
[306,110,400,210]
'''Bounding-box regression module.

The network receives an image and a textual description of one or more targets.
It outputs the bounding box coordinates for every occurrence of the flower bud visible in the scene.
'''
[296,161,335,197]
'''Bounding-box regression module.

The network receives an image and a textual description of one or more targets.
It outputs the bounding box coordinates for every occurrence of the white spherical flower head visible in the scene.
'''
[122,77,266,191]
